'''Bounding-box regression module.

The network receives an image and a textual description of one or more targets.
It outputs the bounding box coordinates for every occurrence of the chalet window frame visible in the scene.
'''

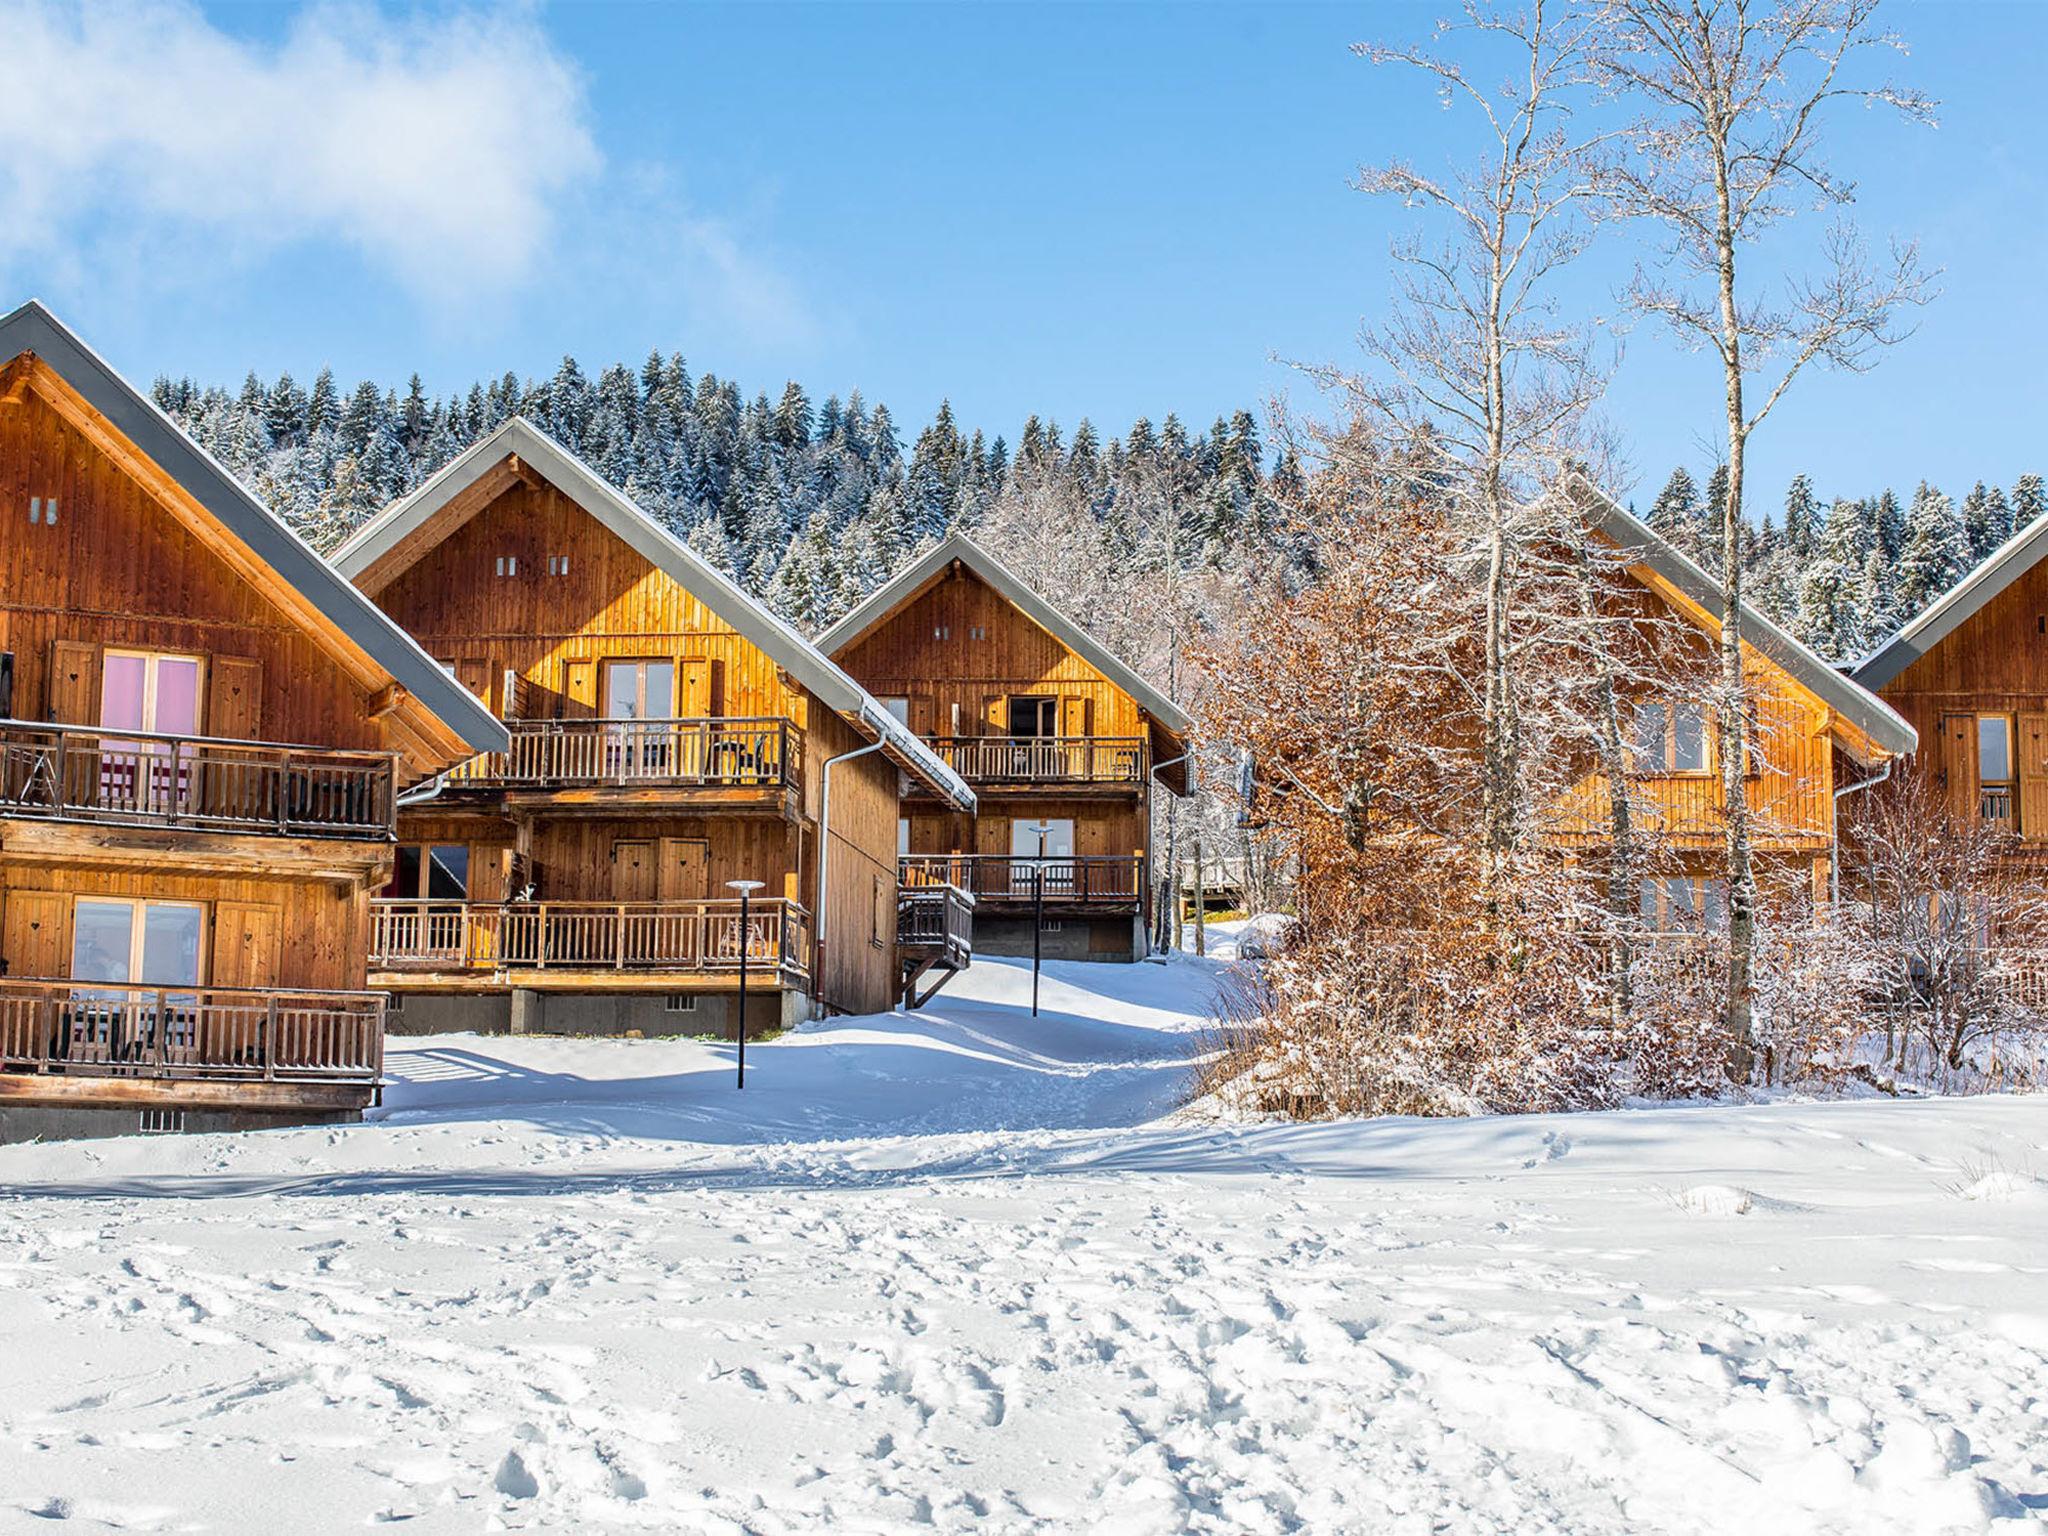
[68,896,207,990]
[602,658,676,722]
[388,843,471,901]
[1635,875,1729,934]
[1629,697,1711,776]
[100,648,206,736]
[1006,695,1058,739]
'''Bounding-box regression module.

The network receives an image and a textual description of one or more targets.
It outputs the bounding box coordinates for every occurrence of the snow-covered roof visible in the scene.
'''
[331,417,977,812]
[1850,512,2048,692]
[0,298,507,764]
[818,532,1194,739]
[1574,476,1917,760]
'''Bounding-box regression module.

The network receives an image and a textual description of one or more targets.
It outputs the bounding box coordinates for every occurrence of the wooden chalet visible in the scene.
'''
[0,301,506,1141]
[820,534,1191,962]
[331,419,977,1035]
[1558,487,1917,924]
[1852,515,2048,849]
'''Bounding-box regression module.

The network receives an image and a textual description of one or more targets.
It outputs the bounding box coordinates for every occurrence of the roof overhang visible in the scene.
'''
[0,299,506,781]
[1851,511,2048,692]
[1573,476,1917,764]
[819,532,1194,794]
[332,418,977,812]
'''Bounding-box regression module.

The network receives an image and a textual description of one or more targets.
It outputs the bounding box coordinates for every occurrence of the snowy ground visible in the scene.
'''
[2,930,2046,1533]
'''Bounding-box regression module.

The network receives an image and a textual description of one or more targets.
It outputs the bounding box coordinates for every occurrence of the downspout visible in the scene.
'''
[396,772,448,809]
[1147,750,1192,956]
[813,708,895,1017]
[1830,757,1894,907]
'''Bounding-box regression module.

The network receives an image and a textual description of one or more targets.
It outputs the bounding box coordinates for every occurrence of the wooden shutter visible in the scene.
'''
[2020,713,2048,839]
[612,840,657,902]
[660,837,710,900]
[984,695,1007,734]
[909,695,934,738]
[1,890,69,979]
[212,902,282,989]
[563,660,598,719]
[1077,819,1109,858]
[47,639,98,724]
[679,658,714,718]
[1060,696,1090,738]
[207,655,263,740]
[1940,714,1977,823]
[453,659,491,713]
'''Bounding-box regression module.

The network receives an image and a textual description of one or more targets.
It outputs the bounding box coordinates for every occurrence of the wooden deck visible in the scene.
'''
[900,854,1144,909]
[0,720,397,840]
[920,736,1148,786]
[369,897,811,984]
[448,717,800,791]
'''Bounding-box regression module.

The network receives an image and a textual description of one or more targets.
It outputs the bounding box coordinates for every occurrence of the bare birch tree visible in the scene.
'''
[1588,0,1933,1076]
[1342,0,1611,893]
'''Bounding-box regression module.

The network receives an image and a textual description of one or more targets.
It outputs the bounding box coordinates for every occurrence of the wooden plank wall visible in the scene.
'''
[1879,554,2048,838]
[369,479,810,726]
[808,707,901,1014]
[834,565,1143,737]
[0,391,382,749]
[398,813,798,907]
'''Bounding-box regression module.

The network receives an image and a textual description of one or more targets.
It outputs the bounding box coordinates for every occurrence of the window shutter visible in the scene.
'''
[1941,714,1977,823]
[1,890,70,979]
[207,655,263,741]
[46,639,98,724]
[211,902,282,990]
[2019,713,2048,838]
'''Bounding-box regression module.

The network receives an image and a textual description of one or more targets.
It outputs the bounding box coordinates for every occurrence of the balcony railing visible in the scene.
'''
[898,883,974,969]
[924,736,1148,785]
[900,853,1144,905]
[448,717,800,791]
[1981,784,2016,827]
[369,897,811,979]
[0,720,397,839]
[0,979,384,1084]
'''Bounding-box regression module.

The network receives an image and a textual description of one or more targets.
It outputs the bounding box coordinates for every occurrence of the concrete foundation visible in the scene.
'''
[0,1103,360,1145]
[385,987,808,1039]
[971,913,1145,963]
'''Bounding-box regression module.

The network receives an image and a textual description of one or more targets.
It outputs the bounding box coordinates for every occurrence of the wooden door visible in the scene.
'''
[679,658,716,718]
[1941,714,1976,823]
[2021,713,2048,839]
[1,890,69,980]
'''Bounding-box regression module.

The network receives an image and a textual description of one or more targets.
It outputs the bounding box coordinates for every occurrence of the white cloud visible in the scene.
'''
[0,0,602,303]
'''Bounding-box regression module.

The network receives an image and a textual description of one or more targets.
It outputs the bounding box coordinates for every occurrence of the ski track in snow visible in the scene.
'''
[2,934,2046,1533]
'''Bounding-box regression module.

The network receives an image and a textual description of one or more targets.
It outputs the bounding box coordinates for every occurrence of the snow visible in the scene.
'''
[3,935,2046,1533]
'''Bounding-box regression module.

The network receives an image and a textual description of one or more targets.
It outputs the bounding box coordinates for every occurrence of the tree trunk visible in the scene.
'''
[1192,832,1207,957]
[1712,118,1762,1081]
[1576,541,1637,1026]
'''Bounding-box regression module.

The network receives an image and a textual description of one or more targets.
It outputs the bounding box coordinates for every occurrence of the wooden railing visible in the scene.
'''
[924,736,1147,784]
[369,898,811,979]
[0,720,396,839]
[900,854,1144,905]
[0,979,384,1083]
[448,717,800,791]
[898,883,974,968]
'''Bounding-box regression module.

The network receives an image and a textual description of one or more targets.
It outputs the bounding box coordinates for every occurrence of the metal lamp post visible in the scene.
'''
[726,879,765,1089]
[1025,819,1055,1018]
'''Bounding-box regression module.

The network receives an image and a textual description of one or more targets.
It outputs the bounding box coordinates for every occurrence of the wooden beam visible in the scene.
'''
[0,1073,372,1112]
[0,816,388,882]
[0,356,31,407]
[368,682,409,719]
[350,454,524,595]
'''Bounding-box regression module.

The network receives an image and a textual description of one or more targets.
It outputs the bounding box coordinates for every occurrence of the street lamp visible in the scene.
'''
[726,879,766,1089]
[1024,819,1056,1018]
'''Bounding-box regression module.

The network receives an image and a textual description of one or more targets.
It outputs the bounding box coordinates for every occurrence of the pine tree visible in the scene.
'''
[1964,481,2013,562]
[2014,473,2046,536]
[1873,488,1905,563]
[1782,473,1816,559]
[1894,482,1969,619]
[1648,467,1703,558]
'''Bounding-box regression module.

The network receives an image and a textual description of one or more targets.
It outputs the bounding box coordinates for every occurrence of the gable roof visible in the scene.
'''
[818,533,1195,741]
[1573,476,1916,761]
[330,417,976,812]
[0,299,506,772]
[1850,513,2048,692]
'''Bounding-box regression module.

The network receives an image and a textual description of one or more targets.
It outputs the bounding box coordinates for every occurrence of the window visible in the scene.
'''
[495,555,519,577]
[603,660,674,721]
[102,650,202,736]
[663,993,698,1014]
[387,844,470,900]
[27,495,57,525]
[1008,696,1058,739]
[1979,714,2016,826]
[69,898,204,990]
[1636,876,1729,933]
[933,625,952,641]
[1631,698,1708,772]
[138,1108,185,1134]
[1011,818,1074,860]
[969,625,987,641]
[898,817,911,857]
[879,696,910,726]
[547,554,570,577]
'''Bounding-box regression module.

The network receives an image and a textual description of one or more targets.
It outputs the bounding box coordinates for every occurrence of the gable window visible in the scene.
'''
[27,495,57,525]
[548,554,571,577]
[603,660,675,721]
[933,625,952,641]
[495,555,519,577]
[1631,698,1708,773]
[1979,714,2016,826]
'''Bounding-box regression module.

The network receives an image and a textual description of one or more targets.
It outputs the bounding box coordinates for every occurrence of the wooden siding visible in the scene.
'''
[1877,552,2048,841]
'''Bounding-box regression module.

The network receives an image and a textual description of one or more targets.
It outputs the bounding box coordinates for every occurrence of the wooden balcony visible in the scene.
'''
[445,717,800,799]
[369,897,811,983]
[900,853,1144,908]
[0,720,397,840]
[0,979,384,1086]
[922,736,1148,786]
[898,883,974,969]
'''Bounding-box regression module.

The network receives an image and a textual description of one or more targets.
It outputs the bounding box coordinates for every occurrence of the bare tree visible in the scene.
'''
[1589,0,1933,1076]
[1343,0,1611,891]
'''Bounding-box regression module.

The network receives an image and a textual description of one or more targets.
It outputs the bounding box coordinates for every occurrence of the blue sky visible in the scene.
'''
[3,1,2041,510]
